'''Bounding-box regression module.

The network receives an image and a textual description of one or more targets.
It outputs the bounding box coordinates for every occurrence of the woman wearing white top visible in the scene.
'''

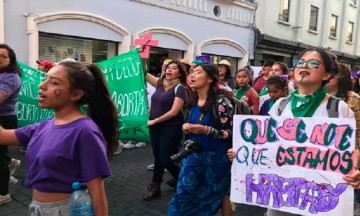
[267,48,354,216]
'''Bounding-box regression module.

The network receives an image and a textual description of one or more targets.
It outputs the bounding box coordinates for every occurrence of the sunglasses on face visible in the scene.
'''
[293,59,323,69]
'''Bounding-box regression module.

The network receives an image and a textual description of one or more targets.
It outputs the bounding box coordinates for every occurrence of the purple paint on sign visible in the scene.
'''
[245,173,347,213]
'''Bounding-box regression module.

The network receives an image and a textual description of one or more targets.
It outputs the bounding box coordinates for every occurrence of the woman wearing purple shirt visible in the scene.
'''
[0,62,118,215]
[143,60,188,201]
[0,44,22,206]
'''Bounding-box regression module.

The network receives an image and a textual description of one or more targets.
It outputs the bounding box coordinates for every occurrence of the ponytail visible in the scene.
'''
[87,64,119,159]
[59,62,119,159]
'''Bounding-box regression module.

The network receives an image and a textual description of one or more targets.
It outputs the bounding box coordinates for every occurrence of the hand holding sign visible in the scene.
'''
[134,34,159,59]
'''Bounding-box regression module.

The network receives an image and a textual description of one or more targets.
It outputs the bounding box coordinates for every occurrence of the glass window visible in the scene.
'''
[203,53,239,75]
[330,15,338,37]
[148,47,184,76]
[347,22,354,42]
[39,33,117,64]
[309,6,319,31]
[279,0,290,22]
[350,0,357,5]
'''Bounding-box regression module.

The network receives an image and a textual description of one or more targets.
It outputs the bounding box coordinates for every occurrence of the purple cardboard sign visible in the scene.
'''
[195,55,211,63]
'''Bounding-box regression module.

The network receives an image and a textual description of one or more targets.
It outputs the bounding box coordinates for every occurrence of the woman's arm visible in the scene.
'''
[148,97,184,126]
[0,127,20,145]
[142,58,159,87]
[185,96,234,139]
[145,73,159,88]
[87,177,108,216]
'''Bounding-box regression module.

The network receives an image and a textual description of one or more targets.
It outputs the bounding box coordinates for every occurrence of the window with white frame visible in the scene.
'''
[330,15,338,37]
[279,0,290,22]
[309,5,318,31]
[347,22,354,42]
[39,33,117,64]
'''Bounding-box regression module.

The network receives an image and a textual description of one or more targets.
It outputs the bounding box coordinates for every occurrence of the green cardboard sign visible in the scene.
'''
[17,62,54,127]
[97,49,150,142]
[16,49,150,142]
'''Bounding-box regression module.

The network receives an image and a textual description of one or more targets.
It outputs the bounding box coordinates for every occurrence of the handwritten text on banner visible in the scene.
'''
[230,115,355,216]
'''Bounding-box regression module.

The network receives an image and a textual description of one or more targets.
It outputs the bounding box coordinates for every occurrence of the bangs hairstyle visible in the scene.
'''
[273,62,288,74]
[235,68,251,77]
[196,62,219,85]
[187,63,223,113]
[159,60,188,85]
[235,68,252,87]
[295,48,338,86]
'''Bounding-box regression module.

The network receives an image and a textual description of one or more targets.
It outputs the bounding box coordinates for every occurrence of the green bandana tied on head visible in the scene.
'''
[290,87,327,117]
[259,86,268,96]
[234,85,251,100]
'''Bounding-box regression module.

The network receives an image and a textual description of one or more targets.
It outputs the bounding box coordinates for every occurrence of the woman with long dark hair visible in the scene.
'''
[0,44,22,205]
[143,60,188,201]
[326,64,360,203]
[0,61,118,215]
[268,48,354,216]
[168,63,234,215]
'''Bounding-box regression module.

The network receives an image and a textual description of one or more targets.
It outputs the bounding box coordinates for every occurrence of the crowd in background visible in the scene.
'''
[142,47,360,216]
[2,43,360,216]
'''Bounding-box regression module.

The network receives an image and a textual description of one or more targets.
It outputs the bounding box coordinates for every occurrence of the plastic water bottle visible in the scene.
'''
[69,182,94,216]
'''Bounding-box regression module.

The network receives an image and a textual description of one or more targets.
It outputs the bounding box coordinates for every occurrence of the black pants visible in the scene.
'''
[149,124,182,183]
[0,115,17,195]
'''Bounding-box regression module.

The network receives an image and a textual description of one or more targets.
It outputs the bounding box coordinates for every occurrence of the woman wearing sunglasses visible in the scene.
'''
[267,48,354,216]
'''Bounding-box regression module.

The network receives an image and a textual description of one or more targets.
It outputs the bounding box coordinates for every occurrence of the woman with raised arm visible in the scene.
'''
[143,59,188,201]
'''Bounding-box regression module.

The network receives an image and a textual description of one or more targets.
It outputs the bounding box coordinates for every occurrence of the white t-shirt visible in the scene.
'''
[269,96,354,118]
[146,82,156,107]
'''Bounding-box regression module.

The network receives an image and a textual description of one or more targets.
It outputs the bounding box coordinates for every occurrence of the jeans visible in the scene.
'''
[0,115,17,195]
[149,123,182,183]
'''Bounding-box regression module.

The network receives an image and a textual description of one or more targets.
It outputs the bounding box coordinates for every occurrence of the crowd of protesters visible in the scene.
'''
[2,42,360,216]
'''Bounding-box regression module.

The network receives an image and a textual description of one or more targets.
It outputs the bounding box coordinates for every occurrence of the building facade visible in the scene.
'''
[254,0,360,69]
[0,0,256,73]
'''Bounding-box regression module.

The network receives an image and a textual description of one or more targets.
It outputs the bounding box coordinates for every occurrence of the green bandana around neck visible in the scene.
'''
[290,87,327,117]
[259,86,268,96]
[268,98,275,110]
[234,85,251,99]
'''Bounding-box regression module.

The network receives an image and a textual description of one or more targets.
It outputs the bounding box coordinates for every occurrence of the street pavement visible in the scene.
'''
[0,144,266,216]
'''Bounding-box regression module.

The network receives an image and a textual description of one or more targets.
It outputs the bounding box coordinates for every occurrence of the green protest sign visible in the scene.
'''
[16,49,150,142]
[97,49,150,143]
[17,62,53,127]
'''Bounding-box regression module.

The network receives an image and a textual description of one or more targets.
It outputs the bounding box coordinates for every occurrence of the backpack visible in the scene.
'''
[277,95,340,117]
[212,95,253,120]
